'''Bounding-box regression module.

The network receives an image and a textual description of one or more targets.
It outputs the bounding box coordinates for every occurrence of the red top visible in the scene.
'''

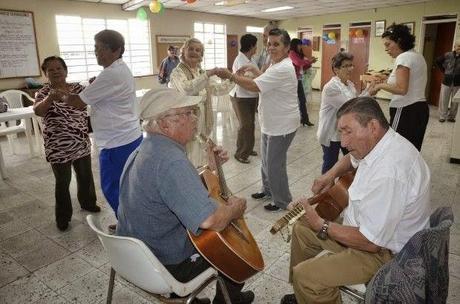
[289,50,313,79]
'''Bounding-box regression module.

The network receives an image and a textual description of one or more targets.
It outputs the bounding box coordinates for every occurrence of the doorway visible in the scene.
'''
[421,16,457,106]
[348,23,371,92]
[227,34,239,70]
[321,25,341,88]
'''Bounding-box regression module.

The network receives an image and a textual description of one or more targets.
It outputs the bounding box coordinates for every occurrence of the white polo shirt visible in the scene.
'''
[254,57,299,136]
[343,128,430,254]
[229,52,258,98]
[79,59,141,150]
[317,76,357,146]
[387,50,427,108]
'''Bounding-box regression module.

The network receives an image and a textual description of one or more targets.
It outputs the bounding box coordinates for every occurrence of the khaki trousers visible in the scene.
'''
[230,96,258,159]
[289,220,393,304]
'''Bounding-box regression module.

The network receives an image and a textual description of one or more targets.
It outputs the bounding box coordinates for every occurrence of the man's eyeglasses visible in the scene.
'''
[162,108,199,119]
[340,63,354,69]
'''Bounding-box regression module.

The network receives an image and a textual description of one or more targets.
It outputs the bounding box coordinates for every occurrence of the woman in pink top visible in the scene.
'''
[289,38,316,126]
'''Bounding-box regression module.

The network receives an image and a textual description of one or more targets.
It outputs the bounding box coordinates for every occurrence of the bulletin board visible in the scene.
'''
[0,9,41,79]
[155,35,189,68]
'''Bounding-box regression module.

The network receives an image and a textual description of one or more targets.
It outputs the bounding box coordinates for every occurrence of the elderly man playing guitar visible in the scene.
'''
[116,87,255,304]
[281,97,431,304]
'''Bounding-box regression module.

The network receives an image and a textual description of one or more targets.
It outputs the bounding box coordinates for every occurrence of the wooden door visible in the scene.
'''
[348,26,371,92]
[227,34,238,70]
[428,22,456,106]
[321,29,341,88]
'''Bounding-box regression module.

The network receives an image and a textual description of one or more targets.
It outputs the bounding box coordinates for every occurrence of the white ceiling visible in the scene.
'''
[66,0,432,20]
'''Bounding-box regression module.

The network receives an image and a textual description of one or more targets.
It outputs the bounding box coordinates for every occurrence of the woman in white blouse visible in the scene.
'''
[369,23,428,151]
[317,52,367,173]
[169,38,234,167]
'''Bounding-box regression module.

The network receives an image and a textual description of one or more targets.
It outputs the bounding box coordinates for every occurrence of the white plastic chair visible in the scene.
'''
[213,95,235,131]
[86,215,231,304]
[0,90,35,154]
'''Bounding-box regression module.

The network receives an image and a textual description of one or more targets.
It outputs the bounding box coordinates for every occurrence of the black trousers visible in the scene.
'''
[297,80,311,125]
[51,154,97,224]
[390,101,429,151]
[166,255,244,303]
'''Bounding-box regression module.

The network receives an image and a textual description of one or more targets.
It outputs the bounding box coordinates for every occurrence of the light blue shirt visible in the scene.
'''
[117,133,217,265]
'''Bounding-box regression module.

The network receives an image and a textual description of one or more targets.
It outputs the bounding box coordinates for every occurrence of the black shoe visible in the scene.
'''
[280,294,297,304]
[82,205,101,213]
[439,118,446,123]
[250,151,258,156]
[303,121,314,126]
[192,297,211,304]
[447,118,456,122]
[108,224,117,235]
[214,291,255,304]
[251,192,269,199]
[234,291,255,304]
[234,155,250,164]
[264,202,281,212]
[56,220,69,231]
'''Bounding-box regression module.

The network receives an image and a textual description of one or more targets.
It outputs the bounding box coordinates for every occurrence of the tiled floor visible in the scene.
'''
[0,91,459,304]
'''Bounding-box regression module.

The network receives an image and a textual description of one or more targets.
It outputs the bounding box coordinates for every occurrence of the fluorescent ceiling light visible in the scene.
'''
[215,0,247,6]
[262,6,294,13]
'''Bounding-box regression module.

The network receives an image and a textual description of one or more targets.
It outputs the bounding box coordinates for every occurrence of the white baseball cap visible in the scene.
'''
[139,87,202,120]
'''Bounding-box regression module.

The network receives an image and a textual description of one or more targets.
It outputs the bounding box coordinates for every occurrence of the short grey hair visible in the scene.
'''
[337,97,389,130]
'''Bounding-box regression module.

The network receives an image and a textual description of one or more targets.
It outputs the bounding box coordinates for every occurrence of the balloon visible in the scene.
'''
[159,2,165,14]
[305,39,311,46]
[322,33,329,41]
[149,1,161,13]
[301,38,308,45]
[355,29,364,38]
[349,30,355,38]
[328,32,336,40]
[136,7,148,21]
[186,0,196,3]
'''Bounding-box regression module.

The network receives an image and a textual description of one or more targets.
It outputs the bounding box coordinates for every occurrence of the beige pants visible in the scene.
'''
[289,220,393,304]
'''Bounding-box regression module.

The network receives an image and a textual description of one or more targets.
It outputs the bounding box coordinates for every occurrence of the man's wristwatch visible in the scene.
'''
[317,220,330,240]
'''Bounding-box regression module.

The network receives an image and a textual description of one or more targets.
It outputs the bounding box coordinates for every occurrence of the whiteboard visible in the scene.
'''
[0,9,40,79]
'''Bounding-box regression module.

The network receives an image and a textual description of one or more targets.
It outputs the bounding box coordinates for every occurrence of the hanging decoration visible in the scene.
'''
[301,38,311,46]
[159,1,165,14]
[149,0,162,13]
[322,32,336,45]
[136,7,148,21]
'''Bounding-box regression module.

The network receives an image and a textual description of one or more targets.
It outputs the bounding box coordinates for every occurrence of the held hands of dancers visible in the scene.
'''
[49,89,68,103]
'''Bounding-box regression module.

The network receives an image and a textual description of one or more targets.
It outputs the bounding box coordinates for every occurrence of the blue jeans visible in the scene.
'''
[99,136,142,215]
[321,141,348,174]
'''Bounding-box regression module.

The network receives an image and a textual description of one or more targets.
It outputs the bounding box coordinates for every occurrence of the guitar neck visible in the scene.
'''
[270,204,305,234]
[199,133,232,198]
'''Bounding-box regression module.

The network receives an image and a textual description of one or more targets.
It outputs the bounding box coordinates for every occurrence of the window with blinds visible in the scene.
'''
[55,15,152,82]
[193,22,227,70]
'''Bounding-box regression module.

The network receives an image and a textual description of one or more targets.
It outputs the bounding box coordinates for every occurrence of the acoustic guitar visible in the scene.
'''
[187,134,264,283]
[270,172,354,235]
